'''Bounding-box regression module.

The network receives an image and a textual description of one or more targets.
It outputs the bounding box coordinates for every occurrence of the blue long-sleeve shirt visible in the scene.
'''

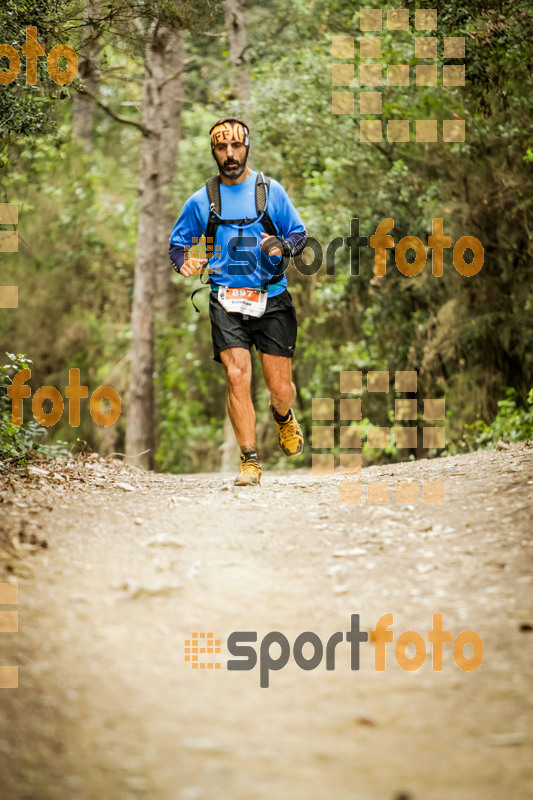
[169,171,307,297]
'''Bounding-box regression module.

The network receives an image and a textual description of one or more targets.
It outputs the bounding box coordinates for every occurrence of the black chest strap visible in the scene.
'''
[191,172,284,312]
[205,172,279,249]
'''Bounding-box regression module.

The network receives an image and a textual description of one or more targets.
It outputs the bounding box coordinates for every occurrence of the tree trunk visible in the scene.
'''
[125,24,183,470]
[222,0,251,107]
[154,28,185,315]
[72,0,100,150]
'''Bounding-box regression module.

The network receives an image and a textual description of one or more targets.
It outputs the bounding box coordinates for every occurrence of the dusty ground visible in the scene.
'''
[0,443,532,800]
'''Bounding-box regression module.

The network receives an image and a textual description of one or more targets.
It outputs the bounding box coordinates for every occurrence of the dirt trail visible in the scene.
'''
[0,444,532,800]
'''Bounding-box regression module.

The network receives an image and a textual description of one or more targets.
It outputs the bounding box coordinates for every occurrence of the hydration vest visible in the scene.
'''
[191,172,286,311]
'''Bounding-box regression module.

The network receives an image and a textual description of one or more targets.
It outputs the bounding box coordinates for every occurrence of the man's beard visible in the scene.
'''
[217,152,247,179]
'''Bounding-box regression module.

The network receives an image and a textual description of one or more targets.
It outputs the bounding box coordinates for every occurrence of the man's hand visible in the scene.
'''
[260,231,283,257]
[180,257,208,277]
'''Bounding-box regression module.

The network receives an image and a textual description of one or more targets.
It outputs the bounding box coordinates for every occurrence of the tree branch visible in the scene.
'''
[157,62,192,91]
[79,88,153,135]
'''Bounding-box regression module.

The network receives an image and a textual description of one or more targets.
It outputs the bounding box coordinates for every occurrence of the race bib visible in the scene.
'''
[217,286,267,318]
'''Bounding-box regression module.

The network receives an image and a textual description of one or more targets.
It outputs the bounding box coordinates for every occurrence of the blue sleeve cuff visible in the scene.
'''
[169,243,186,273]
[286,230,308,256]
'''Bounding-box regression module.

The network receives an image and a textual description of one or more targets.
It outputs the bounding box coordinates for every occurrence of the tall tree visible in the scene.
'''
[222,0,251,105]
[125,21,185,468]
[154,27,185,313]
[72,0,101,150]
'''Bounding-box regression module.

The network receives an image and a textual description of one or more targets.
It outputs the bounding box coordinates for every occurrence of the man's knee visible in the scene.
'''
[223,358,251,393]
[270,379,295,406]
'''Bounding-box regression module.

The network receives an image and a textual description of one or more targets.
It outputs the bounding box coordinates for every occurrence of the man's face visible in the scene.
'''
[212,140,248,179]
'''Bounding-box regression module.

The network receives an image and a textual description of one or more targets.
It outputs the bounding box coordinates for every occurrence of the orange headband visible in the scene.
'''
[210,121,249,148]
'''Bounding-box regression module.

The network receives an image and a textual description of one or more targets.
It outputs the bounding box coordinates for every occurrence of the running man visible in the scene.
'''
[169,118,308,486]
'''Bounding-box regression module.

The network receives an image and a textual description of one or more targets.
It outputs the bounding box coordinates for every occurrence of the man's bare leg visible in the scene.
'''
[220,347,256,449]
[258,351,295,416]
[258,351,304,457]
[220,347,262,484]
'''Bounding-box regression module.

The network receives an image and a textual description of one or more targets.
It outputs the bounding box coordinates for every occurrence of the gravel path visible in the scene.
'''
[0,444,532,800]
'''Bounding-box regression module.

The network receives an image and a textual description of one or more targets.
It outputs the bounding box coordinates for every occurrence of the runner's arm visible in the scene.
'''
[268,181,308,256]
[169,195,206,276]
[283,229,308,257]
[169,243,186,274]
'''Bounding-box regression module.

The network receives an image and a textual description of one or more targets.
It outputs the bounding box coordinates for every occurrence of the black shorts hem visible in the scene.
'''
[212,343,251,364]
[213,343,296,364]
[209,289,297,364]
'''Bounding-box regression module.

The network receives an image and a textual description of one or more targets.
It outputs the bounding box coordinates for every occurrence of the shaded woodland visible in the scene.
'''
[1,0,532,471]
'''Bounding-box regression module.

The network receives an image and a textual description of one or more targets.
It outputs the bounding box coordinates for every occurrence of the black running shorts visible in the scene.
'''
[209,288,298,363]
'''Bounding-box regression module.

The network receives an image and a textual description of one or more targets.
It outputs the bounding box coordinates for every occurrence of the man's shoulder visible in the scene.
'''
[264,175,288,196]
[186,184,209,208]
[263,175,292,208]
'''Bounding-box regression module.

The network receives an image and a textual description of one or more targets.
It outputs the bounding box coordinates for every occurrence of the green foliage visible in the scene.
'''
[154,316,226,473]
[0,352,37,459]
[461,388,533,451]
[0,352,69,461]
[1,0,531,471]
[0,132,136,452]
[0,0,72,151]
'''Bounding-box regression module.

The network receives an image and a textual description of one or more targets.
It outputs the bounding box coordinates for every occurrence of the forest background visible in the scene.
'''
[0,0,532,473]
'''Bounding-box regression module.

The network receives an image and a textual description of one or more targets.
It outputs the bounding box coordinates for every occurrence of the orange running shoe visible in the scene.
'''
[234,455,262,486]
[271,406,304,458]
